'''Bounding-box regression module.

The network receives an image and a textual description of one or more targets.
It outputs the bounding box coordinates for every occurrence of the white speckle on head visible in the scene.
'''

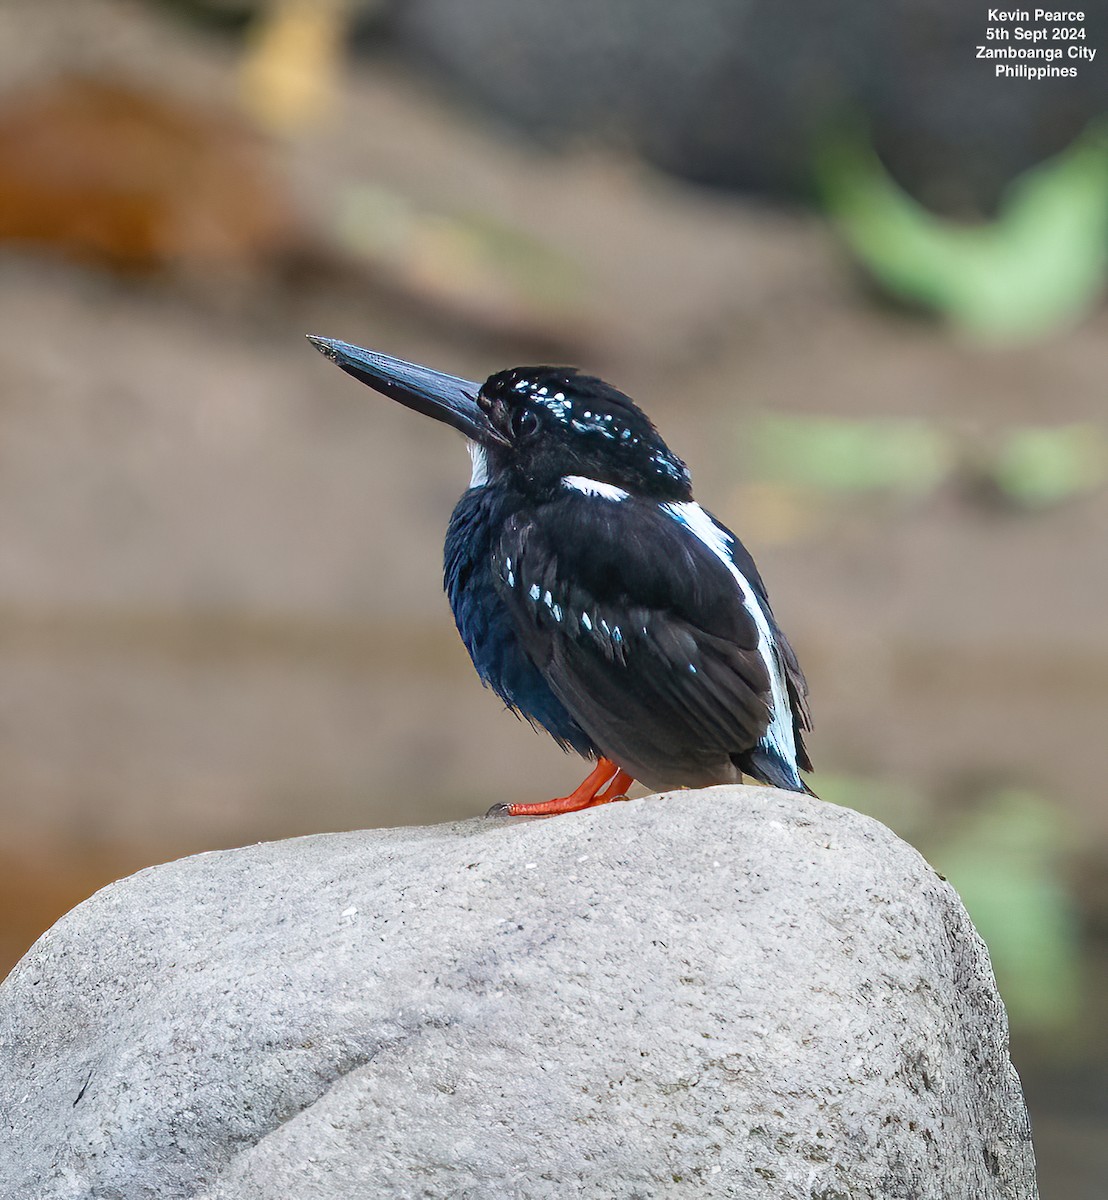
[467,441,489,488]
[562,476,628,501]
[543,590,553,607]
[662,500,798,775]
[529,584,541,602]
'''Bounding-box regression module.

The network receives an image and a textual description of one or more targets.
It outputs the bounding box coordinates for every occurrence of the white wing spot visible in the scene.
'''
[562,476,629,501]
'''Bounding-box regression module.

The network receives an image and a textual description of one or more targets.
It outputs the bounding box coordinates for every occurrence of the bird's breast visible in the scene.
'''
[443,486,595,756]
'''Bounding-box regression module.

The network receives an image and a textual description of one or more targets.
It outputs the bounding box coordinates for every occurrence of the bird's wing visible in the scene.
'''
[727,529,813,748]
[491,490,796,773]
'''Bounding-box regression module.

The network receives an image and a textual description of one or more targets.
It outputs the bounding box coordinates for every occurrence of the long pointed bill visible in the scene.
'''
[306,336,505,446]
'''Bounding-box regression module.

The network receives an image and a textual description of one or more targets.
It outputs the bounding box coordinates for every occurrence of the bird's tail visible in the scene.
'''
[741,747,817,798]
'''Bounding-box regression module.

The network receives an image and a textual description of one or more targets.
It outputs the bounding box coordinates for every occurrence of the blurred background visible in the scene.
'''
[0,0,1104,1193]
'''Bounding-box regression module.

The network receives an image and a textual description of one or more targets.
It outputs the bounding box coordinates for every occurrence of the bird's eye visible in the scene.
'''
[510,407,540,440]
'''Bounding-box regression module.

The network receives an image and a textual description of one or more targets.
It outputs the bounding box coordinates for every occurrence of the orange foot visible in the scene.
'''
[488,757,635,817]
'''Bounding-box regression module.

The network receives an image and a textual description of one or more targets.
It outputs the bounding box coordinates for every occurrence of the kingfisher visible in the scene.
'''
[308,336,814,816]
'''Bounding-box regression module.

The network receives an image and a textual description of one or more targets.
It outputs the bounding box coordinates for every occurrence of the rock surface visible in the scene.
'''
[0,787,1037,1199]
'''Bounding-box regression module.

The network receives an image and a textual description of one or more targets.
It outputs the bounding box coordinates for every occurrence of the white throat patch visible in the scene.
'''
[467,441,489,488]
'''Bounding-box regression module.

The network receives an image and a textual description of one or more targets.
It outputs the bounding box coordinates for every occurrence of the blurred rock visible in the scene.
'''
[0,76,301,274]
[0,787,1037,1198]
[386,0,1106,213]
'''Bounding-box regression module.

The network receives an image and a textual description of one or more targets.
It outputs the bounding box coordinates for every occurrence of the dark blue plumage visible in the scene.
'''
[307,337,814,814]
[444,485,595,757]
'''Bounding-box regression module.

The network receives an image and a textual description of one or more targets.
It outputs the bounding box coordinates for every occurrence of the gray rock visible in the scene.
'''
[0,787,1037,1199]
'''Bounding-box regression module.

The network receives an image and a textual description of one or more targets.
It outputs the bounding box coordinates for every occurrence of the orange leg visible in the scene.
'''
[489,758,634,817]
[585,769,634,808]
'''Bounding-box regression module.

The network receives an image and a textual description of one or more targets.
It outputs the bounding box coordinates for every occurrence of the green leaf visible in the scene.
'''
[816,123,1108,340]
[932,790,1082,1034]
[988,424,1107,508]
[746,413,952,495]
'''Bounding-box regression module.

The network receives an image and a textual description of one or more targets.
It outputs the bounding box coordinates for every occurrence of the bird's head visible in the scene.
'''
[307,337,691,502]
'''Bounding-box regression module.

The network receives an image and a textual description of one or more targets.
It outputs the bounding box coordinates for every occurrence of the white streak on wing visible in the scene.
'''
[562,476,629,501]
[467,441,489,488]
[662,501,797,771]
